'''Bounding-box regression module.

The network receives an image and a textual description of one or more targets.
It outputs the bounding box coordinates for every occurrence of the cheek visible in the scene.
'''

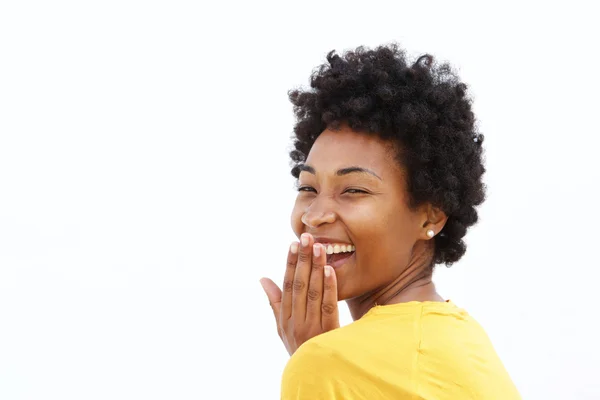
[354,203,415,256]
[340,203,385,246]
[381,210,421,264]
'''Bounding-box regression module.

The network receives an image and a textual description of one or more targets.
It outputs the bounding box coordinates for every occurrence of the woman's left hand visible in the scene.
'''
[260,233,340,355]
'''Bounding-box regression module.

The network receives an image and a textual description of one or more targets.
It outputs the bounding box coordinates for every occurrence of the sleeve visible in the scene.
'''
[280,340,351,400]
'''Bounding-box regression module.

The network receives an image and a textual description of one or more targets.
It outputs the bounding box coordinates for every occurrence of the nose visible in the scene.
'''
[301,202,336,228]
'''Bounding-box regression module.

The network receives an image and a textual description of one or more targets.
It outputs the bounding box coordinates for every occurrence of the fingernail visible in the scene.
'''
[290,242,298,254]
[313,244,321,257]
[301,233,309,247]
[324,265,331,278]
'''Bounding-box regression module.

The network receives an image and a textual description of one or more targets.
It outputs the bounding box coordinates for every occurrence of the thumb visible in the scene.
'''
[260,277,282,317]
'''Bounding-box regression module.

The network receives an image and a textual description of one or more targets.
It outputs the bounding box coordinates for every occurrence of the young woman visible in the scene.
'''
[260,44,520,399]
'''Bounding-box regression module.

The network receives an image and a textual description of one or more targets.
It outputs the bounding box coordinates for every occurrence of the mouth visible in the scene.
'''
[320,243,355,269]
[327,251,355,268]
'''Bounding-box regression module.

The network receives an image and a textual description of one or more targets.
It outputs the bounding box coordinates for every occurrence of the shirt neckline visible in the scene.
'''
[363,299,455,318]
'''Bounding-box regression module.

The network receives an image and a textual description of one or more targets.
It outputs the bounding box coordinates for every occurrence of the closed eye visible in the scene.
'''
[344,188,369,194]
[297,185,317,193]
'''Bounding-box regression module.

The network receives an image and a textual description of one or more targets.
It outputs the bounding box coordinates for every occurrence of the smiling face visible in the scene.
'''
[291,126,429,301]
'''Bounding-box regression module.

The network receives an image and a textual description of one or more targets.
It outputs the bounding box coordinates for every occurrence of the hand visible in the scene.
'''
[260,233,340,355]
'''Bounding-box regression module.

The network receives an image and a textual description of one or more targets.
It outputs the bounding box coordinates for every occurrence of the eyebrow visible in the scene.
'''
[298,164,382,180]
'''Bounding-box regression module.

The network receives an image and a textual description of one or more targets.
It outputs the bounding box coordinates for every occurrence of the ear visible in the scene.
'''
[420,204,448,240]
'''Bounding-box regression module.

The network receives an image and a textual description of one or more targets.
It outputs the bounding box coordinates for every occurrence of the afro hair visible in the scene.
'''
[288,43,486,266]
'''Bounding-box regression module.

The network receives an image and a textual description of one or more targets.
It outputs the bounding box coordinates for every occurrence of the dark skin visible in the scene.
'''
[260,125,448,355]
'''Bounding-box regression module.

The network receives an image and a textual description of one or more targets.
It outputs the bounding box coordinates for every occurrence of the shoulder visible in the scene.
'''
[280,325,366,399]
[280,339,338,399]
[418,302,496,366]
[283,326,354,379]
[417,304,521,398]
[281,316,420,399]
[419,303,494,357]
[283,305,426,381]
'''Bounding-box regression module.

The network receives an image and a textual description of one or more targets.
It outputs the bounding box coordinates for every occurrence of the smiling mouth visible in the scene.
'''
[322,244,355,267]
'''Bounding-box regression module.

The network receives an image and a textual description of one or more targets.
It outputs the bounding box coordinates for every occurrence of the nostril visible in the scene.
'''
[301,210,337,228]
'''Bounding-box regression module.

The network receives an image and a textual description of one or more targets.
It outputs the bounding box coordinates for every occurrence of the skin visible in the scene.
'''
[260,124,448,355]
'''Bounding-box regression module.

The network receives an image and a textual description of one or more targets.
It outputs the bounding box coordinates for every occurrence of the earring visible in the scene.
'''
[426,230,435,238]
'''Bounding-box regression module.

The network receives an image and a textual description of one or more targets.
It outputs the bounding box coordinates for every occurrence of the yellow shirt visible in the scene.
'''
[281,301,520,399]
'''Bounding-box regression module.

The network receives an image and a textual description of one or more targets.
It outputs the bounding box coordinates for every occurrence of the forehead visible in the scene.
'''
[305,127,399,176]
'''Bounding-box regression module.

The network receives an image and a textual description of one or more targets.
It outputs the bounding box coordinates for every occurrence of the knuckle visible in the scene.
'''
[311,262,323,272]
[286,260,296,270]
[307,288,320,301]
[323,282,334,292]
[283,280,294,293]
[322,302,336,315]
[293,279,306,292]
[297,251,311,263]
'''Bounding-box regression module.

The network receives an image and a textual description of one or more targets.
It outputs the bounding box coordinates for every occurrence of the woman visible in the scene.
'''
[260,44,520,399]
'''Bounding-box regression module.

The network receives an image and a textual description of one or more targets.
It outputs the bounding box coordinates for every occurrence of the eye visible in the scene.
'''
[297,185,317,193]
[344,188,369,194]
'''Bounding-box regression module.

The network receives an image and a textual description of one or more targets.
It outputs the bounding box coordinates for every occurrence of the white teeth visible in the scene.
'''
[323,244,354,254]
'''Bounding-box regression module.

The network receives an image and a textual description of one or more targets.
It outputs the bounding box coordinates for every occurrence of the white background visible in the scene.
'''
[1,1,599,399]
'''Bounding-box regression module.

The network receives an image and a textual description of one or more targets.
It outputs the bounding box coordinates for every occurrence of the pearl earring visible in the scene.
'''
[426,230,435,238]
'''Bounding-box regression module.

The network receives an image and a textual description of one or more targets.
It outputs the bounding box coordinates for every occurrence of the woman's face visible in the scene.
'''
[291,126,428,301]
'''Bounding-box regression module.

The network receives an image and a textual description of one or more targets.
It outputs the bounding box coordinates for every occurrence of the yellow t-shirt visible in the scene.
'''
[281,301,520,399]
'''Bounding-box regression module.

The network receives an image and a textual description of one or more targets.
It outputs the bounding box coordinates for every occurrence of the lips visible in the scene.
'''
[327,251,355,268]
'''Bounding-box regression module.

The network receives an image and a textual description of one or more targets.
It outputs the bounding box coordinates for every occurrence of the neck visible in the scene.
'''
[345,245,444,320]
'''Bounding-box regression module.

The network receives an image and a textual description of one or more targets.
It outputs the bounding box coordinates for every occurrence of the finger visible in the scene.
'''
[292,233,314,322]
[259,277,282,322]
[321,265,340,331]
[306,243,325,322]
[281,241,299,322]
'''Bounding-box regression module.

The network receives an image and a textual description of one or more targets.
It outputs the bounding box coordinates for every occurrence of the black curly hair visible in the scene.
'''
[288,43,486,267]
